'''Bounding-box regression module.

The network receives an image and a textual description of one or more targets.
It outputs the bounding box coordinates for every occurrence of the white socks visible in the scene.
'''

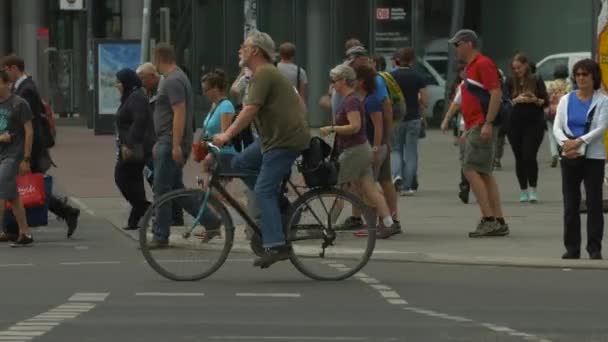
[382,216,394,227]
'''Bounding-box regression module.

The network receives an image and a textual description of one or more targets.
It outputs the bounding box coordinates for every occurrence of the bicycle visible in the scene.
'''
[139,141,376,281]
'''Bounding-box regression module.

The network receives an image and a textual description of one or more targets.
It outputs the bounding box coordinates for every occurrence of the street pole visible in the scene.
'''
[141,0,151,63]
[444,0,465,111]
[86,0,94,129]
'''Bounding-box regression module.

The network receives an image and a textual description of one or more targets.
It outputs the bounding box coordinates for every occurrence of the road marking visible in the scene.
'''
[60,261,121,266]
[235,293,301,298]
[379,291,400,299]
[74,246,90,250]
[0,293,107,341]
[371,285,391,291]
[358,277,380,284]
[387,299,408,305]
[208,337,368,341]
[68,292,109,302]
[0,264,34,268]
[135,292,205,297]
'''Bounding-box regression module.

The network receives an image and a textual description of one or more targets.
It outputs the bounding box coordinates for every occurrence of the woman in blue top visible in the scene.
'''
[201,69,237,171]
[553,59,608,260]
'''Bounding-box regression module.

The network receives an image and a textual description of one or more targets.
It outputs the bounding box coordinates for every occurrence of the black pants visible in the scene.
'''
[507,118,545,189]
[115,161,150,228]
[561,158,604,254]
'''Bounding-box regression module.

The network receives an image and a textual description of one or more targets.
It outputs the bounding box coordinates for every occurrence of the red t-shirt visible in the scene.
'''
[460,53,501,130]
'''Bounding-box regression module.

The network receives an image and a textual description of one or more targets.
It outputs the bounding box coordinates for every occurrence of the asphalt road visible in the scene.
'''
[0,214,607,342]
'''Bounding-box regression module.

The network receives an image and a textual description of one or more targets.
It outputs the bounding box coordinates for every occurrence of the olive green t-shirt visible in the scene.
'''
[245,64,310,153]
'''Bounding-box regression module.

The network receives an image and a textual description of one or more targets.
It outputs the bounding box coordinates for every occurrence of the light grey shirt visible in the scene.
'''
[277,62,308,90]
[153,68,194,155]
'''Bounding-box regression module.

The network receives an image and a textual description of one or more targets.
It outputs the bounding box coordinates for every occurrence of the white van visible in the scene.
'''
[536,52,591,81]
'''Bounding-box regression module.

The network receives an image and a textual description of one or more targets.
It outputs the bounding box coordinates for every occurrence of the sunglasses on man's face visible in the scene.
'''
[575,72,590,78]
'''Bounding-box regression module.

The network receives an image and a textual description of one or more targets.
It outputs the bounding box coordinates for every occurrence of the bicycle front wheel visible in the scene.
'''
[139,188,234,281]
[286,188,376,281]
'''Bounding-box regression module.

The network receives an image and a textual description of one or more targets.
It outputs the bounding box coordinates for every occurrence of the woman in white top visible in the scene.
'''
[553,59,608,260]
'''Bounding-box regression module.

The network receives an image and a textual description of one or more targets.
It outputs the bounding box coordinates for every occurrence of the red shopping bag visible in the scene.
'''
[6,173,46,209]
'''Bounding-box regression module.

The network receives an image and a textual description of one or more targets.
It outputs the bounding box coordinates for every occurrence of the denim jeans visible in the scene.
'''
[232,140,299,248]
[152,142,220,241]
[390,119,421,190]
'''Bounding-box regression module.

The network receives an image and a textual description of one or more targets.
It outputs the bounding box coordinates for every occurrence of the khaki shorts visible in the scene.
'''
[338,143,373,184]
[463,125,498,175]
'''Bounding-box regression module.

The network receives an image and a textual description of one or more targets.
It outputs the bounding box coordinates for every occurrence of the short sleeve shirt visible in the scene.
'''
[335,92,367,151]
[203,99,237,154]
[244,64,310,153]
[0,95,33,159]
[153,68,194,154]
[374,75,389,103]
[461,53,500,130]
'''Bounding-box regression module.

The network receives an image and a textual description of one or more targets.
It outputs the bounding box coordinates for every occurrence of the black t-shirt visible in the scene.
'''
[391,67,427,121]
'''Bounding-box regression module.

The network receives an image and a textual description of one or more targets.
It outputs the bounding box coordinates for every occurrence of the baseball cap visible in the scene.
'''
[448,29,478,45]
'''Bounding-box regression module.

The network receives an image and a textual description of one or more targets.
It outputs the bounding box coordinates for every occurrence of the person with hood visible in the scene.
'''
[114,68,155,230]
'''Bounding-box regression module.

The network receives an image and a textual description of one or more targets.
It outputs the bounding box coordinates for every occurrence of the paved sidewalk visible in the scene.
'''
[50,126,608,269]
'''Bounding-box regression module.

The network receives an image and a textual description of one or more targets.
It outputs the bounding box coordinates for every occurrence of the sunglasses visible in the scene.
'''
[575,72,590,78]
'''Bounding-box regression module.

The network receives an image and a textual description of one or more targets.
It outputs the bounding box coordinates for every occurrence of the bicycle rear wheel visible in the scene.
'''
[139,188,234,281]
[286,188,376,281]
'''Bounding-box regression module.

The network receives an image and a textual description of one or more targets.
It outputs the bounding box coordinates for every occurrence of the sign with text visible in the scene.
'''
[374,0,412,56]
[59,0,84,11]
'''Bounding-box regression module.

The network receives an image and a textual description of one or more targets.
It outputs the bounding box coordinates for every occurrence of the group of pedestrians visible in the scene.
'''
[440,29,607,259]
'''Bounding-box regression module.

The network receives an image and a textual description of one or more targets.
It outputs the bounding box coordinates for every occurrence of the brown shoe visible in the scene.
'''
[0,232,18,242]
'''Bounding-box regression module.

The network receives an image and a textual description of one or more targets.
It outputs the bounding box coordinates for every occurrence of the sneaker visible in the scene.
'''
[529,190,538,203]
[10,234,34,248]
[377,223,402,239]
[489,222,510,237]
[468,220,500,238]
[519,191,529,203]
[0,232,18,242]
[336,216,365,231]
[65,208,80,238]
[393,176,403,192]
[401,189,416,197]
[253,245,292,269]
[458,189,469,204]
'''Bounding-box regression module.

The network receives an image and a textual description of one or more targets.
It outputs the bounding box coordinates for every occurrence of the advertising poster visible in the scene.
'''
[96,41,141,115]
[374,0,412,56]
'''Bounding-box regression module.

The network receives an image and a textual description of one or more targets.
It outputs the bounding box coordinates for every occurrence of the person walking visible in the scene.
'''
[114,68,154,230]
[505,53,549,203]
[0,69,34,246]
[449,29,509,238]
[553,59,608,260]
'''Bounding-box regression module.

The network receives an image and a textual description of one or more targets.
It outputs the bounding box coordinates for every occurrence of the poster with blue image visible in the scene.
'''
[97,41,141,115]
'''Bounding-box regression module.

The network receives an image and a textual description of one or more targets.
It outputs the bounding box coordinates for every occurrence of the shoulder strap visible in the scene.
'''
[584,105,597,134]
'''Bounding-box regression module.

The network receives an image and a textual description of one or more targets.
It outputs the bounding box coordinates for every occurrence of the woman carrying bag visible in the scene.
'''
[553,59,608,260]
[114,68,155,230]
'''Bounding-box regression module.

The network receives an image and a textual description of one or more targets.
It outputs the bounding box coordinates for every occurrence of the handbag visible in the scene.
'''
[121,144,145,162]
[298,137,339,188]
[6,173,46,209]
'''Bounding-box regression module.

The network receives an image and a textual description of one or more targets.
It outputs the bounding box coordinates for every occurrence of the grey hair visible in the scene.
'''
[246,30,277,61]
[330,64,356,87]
[136,62,158,76]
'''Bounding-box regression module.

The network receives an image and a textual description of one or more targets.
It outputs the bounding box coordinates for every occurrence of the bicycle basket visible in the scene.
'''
[298,137,339,188]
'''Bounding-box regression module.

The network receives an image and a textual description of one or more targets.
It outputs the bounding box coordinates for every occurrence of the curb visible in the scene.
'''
[72,198,608,271]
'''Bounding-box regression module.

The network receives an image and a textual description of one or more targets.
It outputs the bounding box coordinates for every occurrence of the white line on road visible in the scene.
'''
[68,293,109,302]
[387,299,408,305]
[370,285,392,291]
[135,292,205,297]
[357,277,380,284]
[379,291,401,299]
[0,338,33,341]
[60,261,122,266]
[15,323,59,327]
[208,337,368,341]
[235,293,301,298]
[8,327,54,332]
[0,264,34,268]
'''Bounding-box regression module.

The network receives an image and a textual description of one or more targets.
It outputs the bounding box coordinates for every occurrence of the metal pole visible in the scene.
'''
[86,0,95,129]
[445,0,465,106]
[141,0,151,63]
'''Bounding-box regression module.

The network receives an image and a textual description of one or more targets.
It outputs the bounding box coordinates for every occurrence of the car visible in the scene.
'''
[536,52,590,82]
[414,58,446,125]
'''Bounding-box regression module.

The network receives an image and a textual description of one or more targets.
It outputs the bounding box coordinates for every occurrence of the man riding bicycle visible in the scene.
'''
[213,31,310,269]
